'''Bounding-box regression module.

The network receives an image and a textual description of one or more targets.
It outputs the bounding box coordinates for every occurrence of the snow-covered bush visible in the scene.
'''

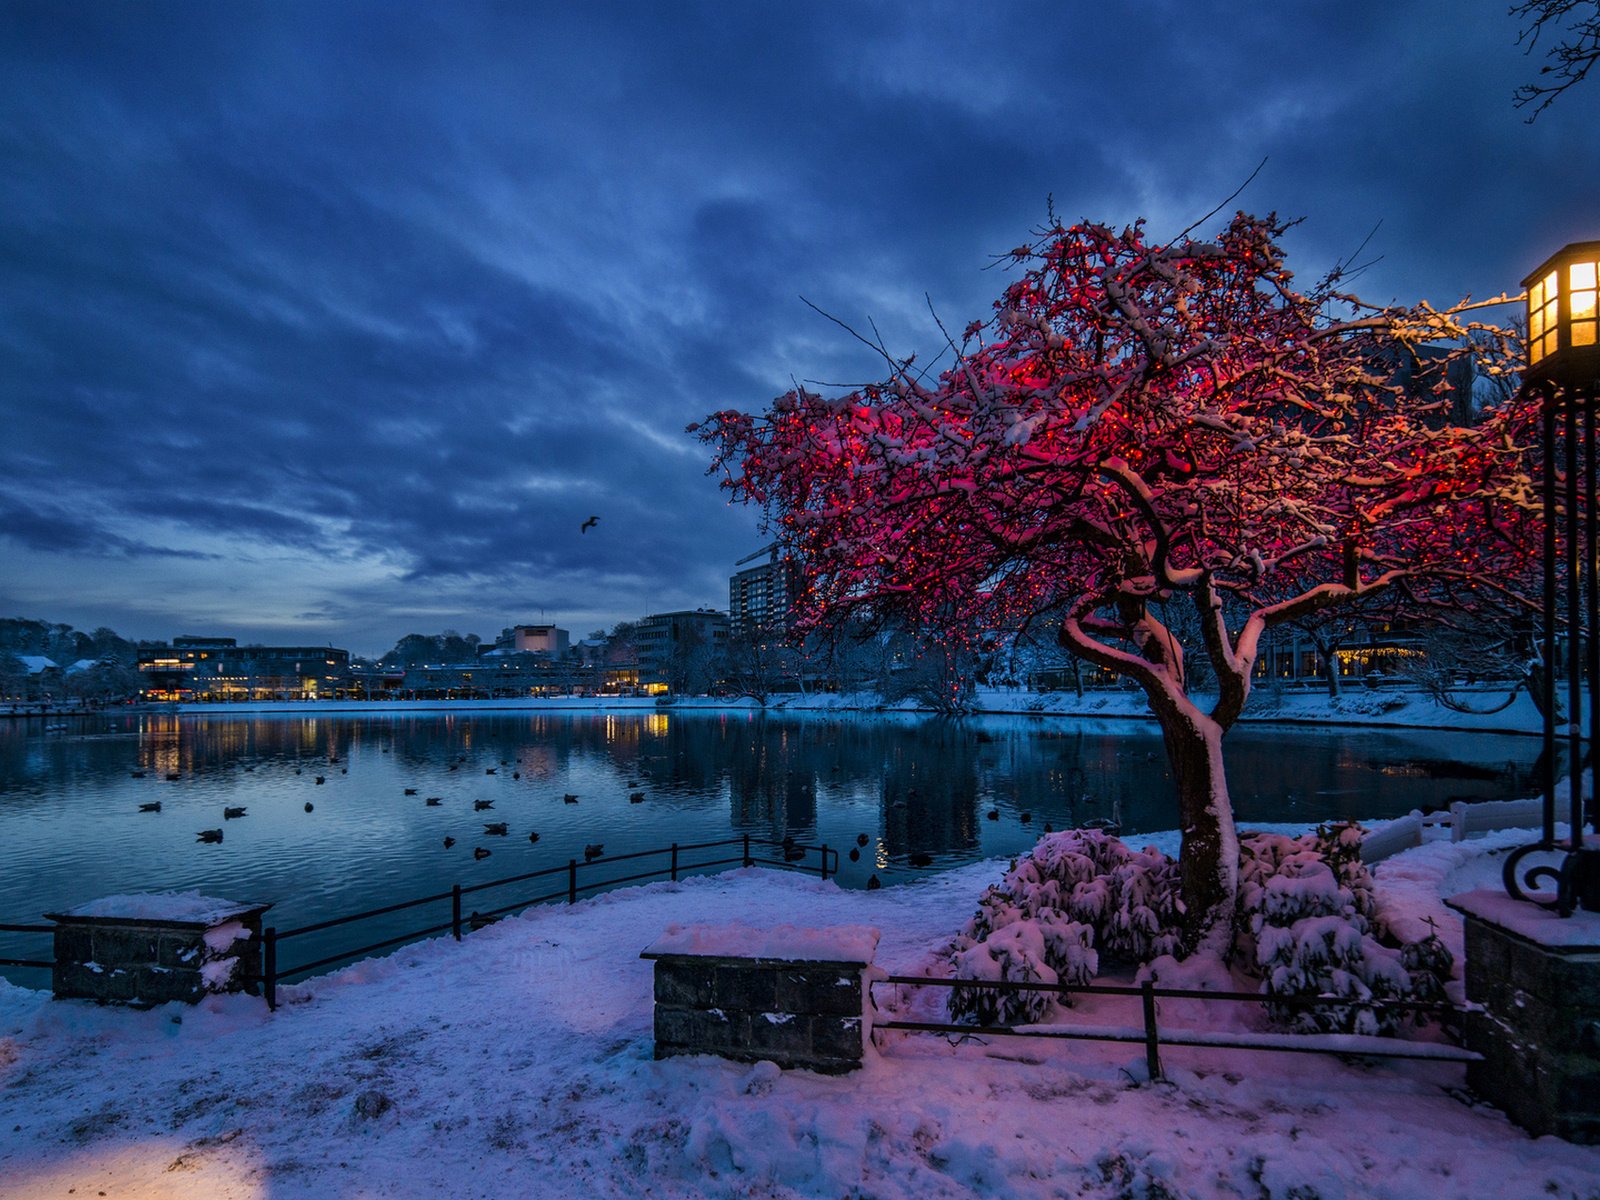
[948,824,1452,1036]
[1235,823,1452,1035]
[947,829,1177,1024]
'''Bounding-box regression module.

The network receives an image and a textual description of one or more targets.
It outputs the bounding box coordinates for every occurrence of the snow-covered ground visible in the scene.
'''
[4,826,1598,1197]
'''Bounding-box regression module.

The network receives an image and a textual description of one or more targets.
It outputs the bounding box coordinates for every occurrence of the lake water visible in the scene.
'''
[0,708,1542,985]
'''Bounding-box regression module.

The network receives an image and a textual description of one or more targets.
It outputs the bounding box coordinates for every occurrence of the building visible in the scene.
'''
[635,609,729,694]
[490,624,570,658]
[729,553,801,635]
[136,637,352,701]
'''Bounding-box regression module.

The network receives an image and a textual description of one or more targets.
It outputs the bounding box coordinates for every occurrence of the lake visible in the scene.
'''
[0,708,1542,984]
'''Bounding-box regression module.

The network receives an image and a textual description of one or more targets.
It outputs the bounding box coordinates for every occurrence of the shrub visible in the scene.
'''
[948,823,1453,1036]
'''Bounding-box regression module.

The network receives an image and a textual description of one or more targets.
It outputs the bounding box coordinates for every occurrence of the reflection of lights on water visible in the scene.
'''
[646,714,669,737]
[875,841,889,870]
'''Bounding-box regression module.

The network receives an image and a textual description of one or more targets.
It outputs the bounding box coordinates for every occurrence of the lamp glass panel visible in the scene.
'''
[1533,306,1546,338]
[1574,321,1598,348]
[1572,261,1598,291]
[1545,330,1559,359]
[1574,289,1598,322]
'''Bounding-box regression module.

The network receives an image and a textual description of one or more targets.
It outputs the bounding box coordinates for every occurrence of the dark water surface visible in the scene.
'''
[0,709,1540,983]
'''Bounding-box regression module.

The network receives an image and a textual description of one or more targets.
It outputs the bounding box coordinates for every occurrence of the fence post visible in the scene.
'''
[568,859,578,904]
[743,834,752,868]
[671,843,679,882]
[819,844,830,881]
[263,926,277,1012]
[451,884,462,941]
[1141,979,1162,1081]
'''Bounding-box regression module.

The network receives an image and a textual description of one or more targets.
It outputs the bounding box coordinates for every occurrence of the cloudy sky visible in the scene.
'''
[1,2,1595,656]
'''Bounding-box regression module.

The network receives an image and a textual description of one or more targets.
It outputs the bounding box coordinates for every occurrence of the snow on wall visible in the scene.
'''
[644,922,880,963]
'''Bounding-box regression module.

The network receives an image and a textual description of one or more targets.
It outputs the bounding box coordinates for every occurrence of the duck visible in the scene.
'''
[866,875,881,891]
[848,847,860,862]
[223,806,247,819]
[165,772,180,782]
[1019,812,1032,824]
[474,847,491,860]
[448,764,459,771]
[584,843,604,860]
[528,831,540,844]
[563,794,579,804]
[315,776,325,785]
[629,792,645,804]
[474,800,494,811]
[404,788,418,796]
[908,852,933,868]
[468,911,499,931]
[485,768,497,775]
[483,822,508,836]
[856,833,869,847]
[986,809,1000,821]
[196,829,223,844]
[130,770,146,779]
[443,836,456,848]
[425,797,442,806]
[1044,823,1054,834]
[512,771,520,780]
[294,769,302,775]
[305,802,314,813]
[138,801,161,813]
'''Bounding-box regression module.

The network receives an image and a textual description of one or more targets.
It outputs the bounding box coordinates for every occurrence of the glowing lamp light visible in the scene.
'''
[1523,240,1600,386]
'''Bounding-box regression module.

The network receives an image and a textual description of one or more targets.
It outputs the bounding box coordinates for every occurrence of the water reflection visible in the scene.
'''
[0,710,1543,983]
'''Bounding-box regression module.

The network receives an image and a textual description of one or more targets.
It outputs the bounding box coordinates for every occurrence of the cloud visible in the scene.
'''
[0,1,1594,653]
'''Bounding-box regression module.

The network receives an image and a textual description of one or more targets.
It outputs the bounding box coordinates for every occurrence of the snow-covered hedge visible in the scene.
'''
[1235,823,1452,1035]
[947,825,1453,1034]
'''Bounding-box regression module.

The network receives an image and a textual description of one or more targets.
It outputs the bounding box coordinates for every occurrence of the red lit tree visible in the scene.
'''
[697,213,1535,948]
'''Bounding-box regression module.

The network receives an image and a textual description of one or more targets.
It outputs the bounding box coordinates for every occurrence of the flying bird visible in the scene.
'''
[580,515,599,533]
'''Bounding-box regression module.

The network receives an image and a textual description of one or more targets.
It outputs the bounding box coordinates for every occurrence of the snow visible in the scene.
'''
[49,893,268,927]
[1446,888,1600,949]
[644,922,879,963]
[1,845,1598,1198]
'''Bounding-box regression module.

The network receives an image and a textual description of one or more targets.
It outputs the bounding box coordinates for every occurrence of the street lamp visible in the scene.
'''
[1506,241,1600,915]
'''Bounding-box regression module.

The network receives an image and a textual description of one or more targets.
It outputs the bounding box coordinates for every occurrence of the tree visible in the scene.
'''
[697,212,1535,949]
[1513,0,1600,116]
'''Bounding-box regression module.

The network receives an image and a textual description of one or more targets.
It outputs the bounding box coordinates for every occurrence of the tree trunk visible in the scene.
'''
[1153,706,1240,953]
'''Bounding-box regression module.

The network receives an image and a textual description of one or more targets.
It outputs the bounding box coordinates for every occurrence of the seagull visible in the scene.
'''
[196,829,223,844]
[138,802,161,813]
[223,806,247,819]
[483,822,508,836]
[580,515,599,533]
[425,797,442,806]
[475,799,495,811]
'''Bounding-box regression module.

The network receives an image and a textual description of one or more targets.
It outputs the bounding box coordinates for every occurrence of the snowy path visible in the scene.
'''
[2,854,1599,1199]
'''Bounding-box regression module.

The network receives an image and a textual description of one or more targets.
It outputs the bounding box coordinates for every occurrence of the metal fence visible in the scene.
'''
[256,835,837,1008]
[870,974,1479,1079]
[0,922,53,975]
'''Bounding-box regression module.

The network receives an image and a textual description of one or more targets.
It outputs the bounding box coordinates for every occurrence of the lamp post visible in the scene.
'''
[1505,240,1600,915]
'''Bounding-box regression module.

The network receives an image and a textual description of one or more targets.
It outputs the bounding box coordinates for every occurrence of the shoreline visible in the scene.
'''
[115,684,1546,737]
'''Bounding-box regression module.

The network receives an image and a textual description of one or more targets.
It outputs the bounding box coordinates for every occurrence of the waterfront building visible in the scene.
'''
[136,636,352,701]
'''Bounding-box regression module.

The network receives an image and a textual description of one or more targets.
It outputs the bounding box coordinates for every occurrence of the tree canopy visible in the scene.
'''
[698,212,1537,944]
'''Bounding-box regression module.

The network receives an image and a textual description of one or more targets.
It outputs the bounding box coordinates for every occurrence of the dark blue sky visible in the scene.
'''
[2,2,1595,656]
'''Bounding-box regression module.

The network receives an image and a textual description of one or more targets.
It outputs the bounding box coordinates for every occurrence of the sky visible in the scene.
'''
[1,2,1597,658]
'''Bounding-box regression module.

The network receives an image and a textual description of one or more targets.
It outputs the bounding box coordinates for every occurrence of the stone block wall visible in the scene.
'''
[47,897,271,1008]
[644,951,873,1074]
[1453,897,1600,1143]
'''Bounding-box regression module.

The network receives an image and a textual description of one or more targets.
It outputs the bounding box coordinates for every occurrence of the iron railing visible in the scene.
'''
[256,835,837,1008]
[870,974,1478,1080]
[0,922,54,974]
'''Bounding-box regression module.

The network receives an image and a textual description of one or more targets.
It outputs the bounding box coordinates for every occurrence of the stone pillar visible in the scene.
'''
[641,923,879,1074]
[46,893,272,1007]
[1446,889,1600,1144]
